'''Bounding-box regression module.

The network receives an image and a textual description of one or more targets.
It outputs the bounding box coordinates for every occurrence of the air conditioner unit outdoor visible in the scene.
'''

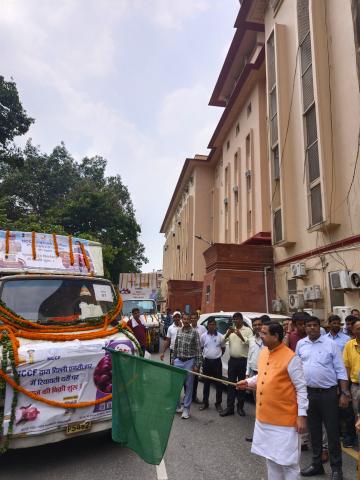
[313,285,323,300]
[329,271,351,290]
[349,271,360,289]
[304,284,323,301]
[303,308,325,319]
[333,306,354,323]
[272,299,284,313]
[303,286,314,301]
[245,169,251,177]
[233,185,239,193]
[288,293,304,310]
[291,263,306,278]
[224,197,229,205]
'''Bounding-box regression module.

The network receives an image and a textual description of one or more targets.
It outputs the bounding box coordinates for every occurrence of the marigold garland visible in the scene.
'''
[5,230,10,256]
[79,242,91,271]
[0,370,112,409]
[68,235,74,266]
[52,233,59,257]
[32,231,36,260]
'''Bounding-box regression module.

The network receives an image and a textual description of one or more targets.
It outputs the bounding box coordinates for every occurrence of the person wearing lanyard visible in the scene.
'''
[199,318,225,412]
[190,312,207,404]
[296,316,349,480]
[246,317,264,379]
[220,312,253,417]
[343,319,360,445]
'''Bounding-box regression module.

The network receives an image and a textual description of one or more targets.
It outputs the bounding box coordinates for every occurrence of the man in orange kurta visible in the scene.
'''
[237,322,308,480]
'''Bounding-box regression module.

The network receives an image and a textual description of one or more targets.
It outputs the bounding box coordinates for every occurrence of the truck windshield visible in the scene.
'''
[0,278,115,323]
[122,300,156,316]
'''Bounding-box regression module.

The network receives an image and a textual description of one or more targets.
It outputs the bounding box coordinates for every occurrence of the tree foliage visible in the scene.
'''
[0,76,147,283]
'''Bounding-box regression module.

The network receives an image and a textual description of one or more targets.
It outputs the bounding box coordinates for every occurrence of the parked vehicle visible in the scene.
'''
[0,230,139,449]
[197,311,289,377]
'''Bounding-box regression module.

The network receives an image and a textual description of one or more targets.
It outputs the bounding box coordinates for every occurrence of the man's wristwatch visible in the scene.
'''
[341,390,351,397]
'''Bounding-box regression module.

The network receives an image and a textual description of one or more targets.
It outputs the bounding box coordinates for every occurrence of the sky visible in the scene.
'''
[0,0,239,271]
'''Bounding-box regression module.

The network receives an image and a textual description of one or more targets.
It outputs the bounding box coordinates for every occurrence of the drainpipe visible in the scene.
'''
[264,266,272,313]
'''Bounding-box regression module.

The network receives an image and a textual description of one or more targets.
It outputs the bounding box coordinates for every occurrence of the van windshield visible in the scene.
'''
[0,278,115,323]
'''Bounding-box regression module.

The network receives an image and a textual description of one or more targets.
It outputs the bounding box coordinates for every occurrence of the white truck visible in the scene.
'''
[119,272,161,353]
[0,230,139,449]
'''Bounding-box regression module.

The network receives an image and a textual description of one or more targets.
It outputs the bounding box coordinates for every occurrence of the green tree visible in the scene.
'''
[0,76,34,165]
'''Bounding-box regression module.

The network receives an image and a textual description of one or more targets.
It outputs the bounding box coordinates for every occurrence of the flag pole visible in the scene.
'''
[186,370,256,390]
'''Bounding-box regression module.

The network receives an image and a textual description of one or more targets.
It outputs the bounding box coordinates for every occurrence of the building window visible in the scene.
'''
[247,102,252,117]
[205,285,211,304]
[267,32,278,149]
[235,123,240,136]
[273,208,283,244]
[226,140,230,151]
[247,210,252,236]
[272,144,280,180]
[298,0,323,226]
[245,134,250,159]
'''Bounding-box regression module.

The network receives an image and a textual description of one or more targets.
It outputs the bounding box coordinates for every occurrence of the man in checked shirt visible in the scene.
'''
[173,312,202,419]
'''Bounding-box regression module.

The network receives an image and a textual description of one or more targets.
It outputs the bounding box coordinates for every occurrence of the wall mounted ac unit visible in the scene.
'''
[291,262,306,278]
[303,286,314,301]
[329,271,351,290]
[349,271,360,289]
[288,293,304,310]
[224,197,229,205]
[303,308,325,319]
[333,306,354,323]
[233,185,239,193]
[304,285,323,301]
[313,285,323,300]
[245,169,251,177]
[272,299,284,313]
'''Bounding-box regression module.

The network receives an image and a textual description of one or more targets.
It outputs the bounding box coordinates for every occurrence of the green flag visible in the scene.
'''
[109,349,188,465]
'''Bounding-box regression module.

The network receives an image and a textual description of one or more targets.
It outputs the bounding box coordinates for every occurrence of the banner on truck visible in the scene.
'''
[3,338,136,436]
[0,231,99,275]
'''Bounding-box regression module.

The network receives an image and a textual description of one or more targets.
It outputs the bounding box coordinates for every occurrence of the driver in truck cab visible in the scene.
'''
[127,307,147,353]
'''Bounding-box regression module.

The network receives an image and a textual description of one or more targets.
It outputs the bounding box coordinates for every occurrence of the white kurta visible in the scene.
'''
[247,355,308,467]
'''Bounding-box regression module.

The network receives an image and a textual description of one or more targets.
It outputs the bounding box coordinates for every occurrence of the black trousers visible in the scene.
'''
[227,356,247,410]
[202,357,223,406]
[307,386,342,471]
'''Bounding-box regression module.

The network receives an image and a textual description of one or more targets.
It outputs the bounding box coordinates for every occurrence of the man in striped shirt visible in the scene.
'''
[173,313,202,419]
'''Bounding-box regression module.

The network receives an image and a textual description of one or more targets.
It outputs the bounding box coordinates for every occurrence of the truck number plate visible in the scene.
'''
[65,420,92,435]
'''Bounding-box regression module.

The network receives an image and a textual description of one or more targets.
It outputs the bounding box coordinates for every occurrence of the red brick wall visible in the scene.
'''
[201,243,275,313]
[167,280,203,313]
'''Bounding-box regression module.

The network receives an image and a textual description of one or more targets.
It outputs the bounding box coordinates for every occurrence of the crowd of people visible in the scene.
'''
[129,306,360,479]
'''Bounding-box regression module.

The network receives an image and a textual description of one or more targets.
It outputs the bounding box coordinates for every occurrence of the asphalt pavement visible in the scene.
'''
[0,344,358,480]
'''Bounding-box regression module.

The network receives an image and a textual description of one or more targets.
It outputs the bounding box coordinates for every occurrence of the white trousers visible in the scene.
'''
[266,459,300,480]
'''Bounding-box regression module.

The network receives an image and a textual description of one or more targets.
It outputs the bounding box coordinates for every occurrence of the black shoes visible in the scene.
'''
[245,437,253,442]
[219,407,234,417]
[300,464,325,477]
[237,407,245,417]
[192,397,201,404]
[215,403,222,412]
[199,403,209,411]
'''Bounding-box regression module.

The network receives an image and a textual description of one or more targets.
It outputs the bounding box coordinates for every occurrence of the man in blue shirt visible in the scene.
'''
[296,316,350,480]
[326,315,355,449]
[326,314,350,353]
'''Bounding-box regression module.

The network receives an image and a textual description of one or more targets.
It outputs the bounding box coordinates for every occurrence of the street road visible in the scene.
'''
[1,345,357,480]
